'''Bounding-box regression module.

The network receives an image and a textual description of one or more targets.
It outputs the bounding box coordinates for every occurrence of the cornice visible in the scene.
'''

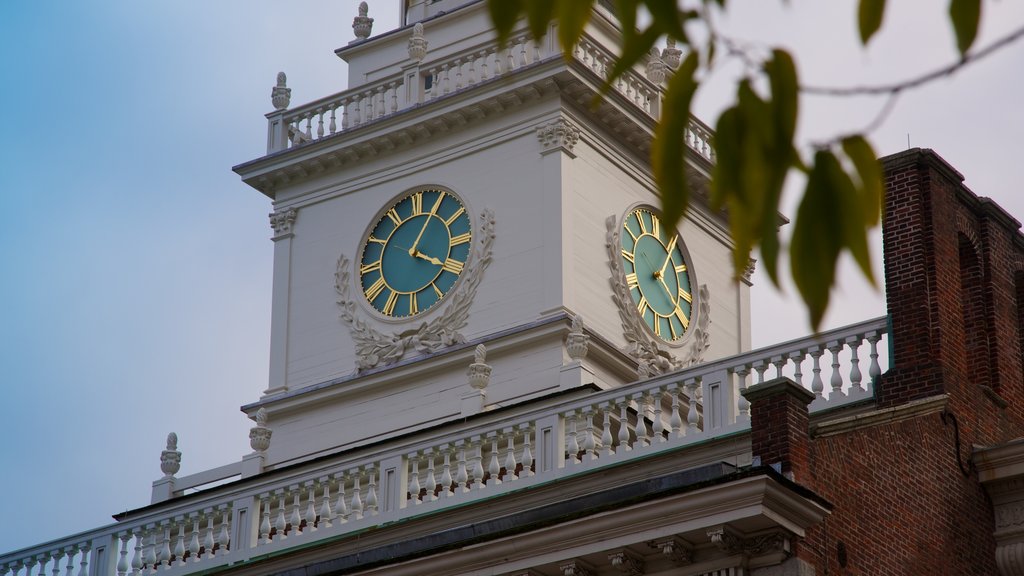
[811,394,948,438]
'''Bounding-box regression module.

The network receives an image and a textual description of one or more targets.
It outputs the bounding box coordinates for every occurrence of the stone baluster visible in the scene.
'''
[518,36,528,67]
[187,515,200,561]
[867,331,882,390]
[366,467,379,514]
[159,523,173,567]
[408,453,422,503]
[566,410,581,463]
[847,335,865,397]
[789,350,806,386]
[735,365,751,422]
[453,58,463,90]
[63,549,77,576]
[487,434,501,484]
[216,507,230,554]
[520,423,534,476]
[174,522,187,566]
[36,555,48,576]
[492,48,504,76]
[600,403,614,457]
[304,112,314,140]
[328,103,337,134]
[334,473,350,522]
[76,547,88,576]
[583,406,598,460]
[425,448,439,500]
[651,387,665,441]
[668,384,683,436]
[258,496,272,544]
[376,85,386,118]
[319,478,333,528]
[504,428,518,481]
[632,392,650,447]
[618,401,632,451]
[828,341,845,399]
[202,511,215,557]
[364,90,374,122]
[143,529,157,570]
[351,96,362,127]
[426,68,437,100]
[440,63,450,95]
[455,442,469,492]
[315,108,324,139]
[505,45,515,73]
[470,439,486,491]
[22,558,35,576]
[273,491,288,539]
[479,50,489,80]
[754,361,768,384]
[288,488,302,535]
[533,40,541,62]
[809,347,825,402]
[129,533,143,576]
[50,550,63,576]
[304,482,317,531]
[341,96,351,130]
[440,445,454,497]
[350,472,364,520]
[772,355,786,379]
[389,82,399,113]
[686,379,701,432]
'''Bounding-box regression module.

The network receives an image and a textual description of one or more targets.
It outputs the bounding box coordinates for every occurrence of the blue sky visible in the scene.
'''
[2,0,1023,552]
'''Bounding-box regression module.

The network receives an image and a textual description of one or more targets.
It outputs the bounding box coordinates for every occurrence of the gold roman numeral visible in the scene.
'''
[360,260,381,274]
[669,321,678,339]
[637,295,648,314]
[365,276,387,301]
[450,232,471,246]
[651,216,660,238]
[674,263,688,273]
[383,291,399,315]
[623,224,638,241]
[432,282,443,298]
[664,234,676,253]
[444,206,465,226]
[411,191,423,215]
[621,250,635,263]
[625,273,638,288]
[409,292,419,315]
[386,208,402,226]
[430,191,446,215]
[637,213,649,234]
[678,288,692,303]
[367,236,386,245]
[674,305,690,329]
[442,258,464,275]
[653,318,662,337]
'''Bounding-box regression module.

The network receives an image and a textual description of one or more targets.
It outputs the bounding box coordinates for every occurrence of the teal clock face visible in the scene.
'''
[359,189,472,318]
[620,208,693,341]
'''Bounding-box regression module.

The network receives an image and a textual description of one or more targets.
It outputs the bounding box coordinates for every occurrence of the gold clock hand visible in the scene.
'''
[659,236,677,279]
[640,251,660,279]
[409,193,445,255]
[413,251,444,266]
[657,274,676,303]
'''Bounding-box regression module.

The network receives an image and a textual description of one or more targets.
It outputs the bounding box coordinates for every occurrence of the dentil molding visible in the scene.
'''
[335,209,495,371]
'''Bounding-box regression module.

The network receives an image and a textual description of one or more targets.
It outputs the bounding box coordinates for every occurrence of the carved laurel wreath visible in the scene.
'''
[336,209,496,372]
[605,215,711,376]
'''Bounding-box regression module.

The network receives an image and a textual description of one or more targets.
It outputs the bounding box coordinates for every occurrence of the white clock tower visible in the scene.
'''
[233,0,750,471]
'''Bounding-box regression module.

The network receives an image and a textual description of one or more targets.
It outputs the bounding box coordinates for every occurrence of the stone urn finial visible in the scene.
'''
[160,432,181,478]
[408,22,428,62]
[645,46,667,83]
[353,1,374,40]
[271,71,291,110]
[468,344,492,390]
[566,314,590,362]
[662,38,682,69]
[249,408,273,452]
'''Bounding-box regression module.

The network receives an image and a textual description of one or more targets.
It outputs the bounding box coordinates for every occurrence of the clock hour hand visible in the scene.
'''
[657,274,676,302]
[412,251,444,266]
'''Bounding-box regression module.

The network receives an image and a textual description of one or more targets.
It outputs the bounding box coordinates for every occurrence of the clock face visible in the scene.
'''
[620,208,693,342]
[359,189,472,318]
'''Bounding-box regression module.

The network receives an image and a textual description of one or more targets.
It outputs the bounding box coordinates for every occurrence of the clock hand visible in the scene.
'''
[412,252,444,266]
[639,251,659,278]
[658,236,678,279]
[409,193,445,255]
[656,274,676,303]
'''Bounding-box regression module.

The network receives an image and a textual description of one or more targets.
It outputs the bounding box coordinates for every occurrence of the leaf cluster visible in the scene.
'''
[489,0,984,329]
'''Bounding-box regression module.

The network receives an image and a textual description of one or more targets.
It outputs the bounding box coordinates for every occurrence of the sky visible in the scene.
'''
[1,0,1023,553]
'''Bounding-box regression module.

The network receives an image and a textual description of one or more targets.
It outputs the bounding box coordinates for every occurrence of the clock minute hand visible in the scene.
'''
[658,236,677,279]
[409,194,445,255]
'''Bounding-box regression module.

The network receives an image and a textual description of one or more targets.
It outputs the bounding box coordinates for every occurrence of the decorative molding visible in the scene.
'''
[271,72,291,110]
[269,208,297,238]
[608,550,645,575]
[605,215,711,376]
[249,408,272,452]
[996,502,1024,530]
[648,536,692,565]
[645,46,667,84]
[536,118,581,157]
[661,39,682,69]
[467,344,491,390]
[559,559,595,576]
[335,209,496,371]
[707,526,789,557]
[811,394,948,438]
[408,22,428,62]
[742,257,757,285]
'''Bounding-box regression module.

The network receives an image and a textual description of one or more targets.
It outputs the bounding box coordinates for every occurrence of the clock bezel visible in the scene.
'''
[356,186,473,321]
[618,204,700,346]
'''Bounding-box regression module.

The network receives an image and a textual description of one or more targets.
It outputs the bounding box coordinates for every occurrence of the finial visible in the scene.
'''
[250,408,272,452]
[645,46,667,83]
[566,314,590,362]
[662,38,682,69]
[160,432,181,478]
[408,22,428,62]
[353,1,374,41]
[271,71,291,110]
[468,344,492,390]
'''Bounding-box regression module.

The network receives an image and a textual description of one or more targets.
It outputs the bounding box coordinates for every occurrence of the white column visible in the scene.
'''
[266,208,298,395]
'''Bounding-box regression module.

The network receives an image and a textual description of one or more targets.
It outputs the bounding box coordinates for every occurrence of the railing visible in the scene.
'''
[0,316,888,576]
[265,30,713,162]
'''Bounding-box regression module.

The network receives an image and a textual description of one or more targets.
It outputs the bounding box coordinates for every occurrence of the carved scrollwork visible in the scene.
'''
[605,215,711,376]
[336,209,495,371]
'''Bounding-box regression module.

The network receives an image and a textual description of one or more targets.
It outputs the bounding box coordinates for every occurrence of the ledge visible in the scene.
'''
[811,394,947,438]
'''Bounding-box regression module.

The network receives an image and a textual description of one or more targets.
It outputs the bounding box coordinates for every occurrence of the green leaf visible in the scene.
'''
[488,0,524,48]
[949,0,981,54]
[858,0,886,45]
[766,49,798,147]
[791,151,844,330]
[825,153,875,285]
[841,135,883,228]
[558,0,595,57]
[525,1,556,43]
[599,27,661,98]
[652,52,700,235]
[642,0,687,42]
[710,106,742,211]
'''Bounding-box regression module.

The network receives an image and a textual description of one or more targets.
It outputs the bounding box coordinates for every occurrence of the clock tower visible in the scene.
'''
[233,0,750,470]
